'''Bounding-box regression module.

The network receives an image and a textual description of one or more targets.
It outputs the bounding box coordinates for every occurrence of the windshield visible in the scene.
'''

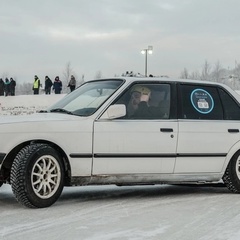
[48,79,123,116]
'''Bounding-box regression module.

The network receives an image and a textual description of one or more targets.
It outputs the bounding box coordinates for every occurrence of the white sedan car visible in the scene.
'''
[1,77,240,208]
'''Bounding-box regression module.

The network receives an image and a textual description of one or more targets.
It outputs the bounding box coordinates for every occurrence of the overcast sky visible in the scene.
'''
[0,0,240,83]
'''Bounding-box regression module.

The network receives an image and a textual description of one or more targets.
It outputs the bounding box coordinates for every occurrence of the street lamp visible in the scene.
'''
[141,46,153,77]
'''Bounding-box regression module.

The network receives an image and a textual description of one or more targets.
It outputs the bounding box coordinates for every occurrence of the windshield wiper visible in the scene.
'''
[50,108,74,115]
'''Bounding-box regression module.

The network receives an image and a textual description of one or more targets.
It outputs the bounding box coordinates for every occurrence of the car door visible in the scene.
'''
[175,83,240,173]
[92,82,178,175]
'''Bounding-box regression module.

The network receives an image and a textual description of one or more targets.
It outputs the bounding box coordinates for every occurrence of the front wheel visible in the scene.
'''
[10,143,64,208]
[223,151,240,193]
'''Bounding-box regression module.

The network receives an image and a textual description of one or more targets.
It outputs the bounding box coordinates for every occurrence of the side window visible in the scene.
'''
[219,89,240,120]
[180,84,223,120]
[114,83,171,120]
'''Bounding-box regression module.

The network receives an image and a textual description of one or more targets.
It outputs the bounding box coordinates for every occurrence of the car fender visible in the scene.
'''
[221,140,240,174]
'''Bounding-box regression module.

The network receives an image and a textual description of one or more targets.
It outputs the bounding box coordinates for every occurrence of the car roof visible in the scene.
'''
[107,76,225,86]
[89,76,235,91]
[87,77,240,102]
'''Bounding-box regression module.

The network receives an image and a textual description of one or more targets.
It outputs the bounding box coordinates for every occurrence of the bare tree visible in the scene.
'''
[211,61,223,82]
[179,68,189,79]
[234,63,240,80]
[189,70,201,80]
[201,60,211,80]
[177,60,240,89]
[63,61,74,93]
[226,63,240,89]
[95,70,102,79]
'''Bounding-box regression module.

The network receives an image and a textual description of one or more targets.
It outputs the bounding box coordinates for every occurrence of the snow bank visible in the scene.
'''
[0,94,66,115]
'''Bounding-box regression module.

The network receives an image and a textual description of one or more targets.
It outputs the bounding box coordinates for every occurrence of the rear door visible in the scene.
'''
[175,83,240,173]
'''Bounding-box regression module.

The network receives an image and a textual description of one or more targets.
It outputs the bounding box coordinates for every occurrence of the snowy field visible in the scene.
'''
[1,183,240,240]
[0,94,66,115]
[1,94,240,239]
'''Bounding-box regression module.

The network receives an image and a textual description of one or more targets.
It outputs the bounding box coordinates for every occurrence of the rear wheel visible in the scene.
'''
[223,151,240,193]
[10,143,64,208]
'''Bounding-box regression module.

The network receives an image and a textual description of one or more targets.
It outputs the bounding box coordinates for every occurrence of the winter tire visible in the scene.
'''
[10,143,64,208]
[223,151,240,193]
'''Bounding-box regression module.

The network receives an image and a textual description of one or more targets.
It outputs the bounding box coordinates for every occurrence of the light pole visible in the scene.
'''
[141,46,153,77]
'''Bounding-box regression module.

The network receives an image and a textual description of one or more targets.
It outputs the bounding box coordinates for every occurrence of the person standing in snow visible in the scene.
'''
[0,78,4,96]
[67,75,76,92]
[4,78,11,96]
[10,77,16,96]
[44,76,53,94]
[53,76,62,94]
[33,75,41,95]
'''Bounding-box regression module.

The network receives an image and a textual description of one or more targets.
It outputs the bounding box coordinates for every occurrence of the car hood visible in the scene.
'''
[0,113,82,125]
[0,112,94,135]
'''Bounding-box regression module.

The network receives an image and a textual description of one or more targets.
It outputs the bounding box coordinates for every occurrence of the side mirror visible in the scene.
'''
[101,104,126,119]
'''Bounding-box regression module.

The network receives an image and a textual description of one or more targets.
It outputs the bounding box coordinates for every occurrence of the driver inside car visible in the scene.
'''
[127,85,158,119]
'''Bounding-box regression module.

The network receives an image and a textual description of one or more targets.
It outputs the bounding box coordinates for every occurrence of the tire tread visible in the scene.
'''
[11,143,63,208]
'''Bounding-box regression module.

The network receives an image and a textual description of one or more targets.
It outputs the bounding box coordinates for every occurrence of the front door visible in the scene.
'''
[92,82,178,175]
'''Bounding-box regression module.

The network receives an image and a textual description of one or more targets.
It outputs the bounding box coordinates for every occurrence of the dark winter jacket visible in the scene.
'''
[53,78,62,94]
[132,102,163,119]
[45,78,53,89]
[0,79,4,96]
[45,78,52,88]
[45,77,53,94]
[4,78,11,96]
[68,76,76,92]
[10,78,16,96]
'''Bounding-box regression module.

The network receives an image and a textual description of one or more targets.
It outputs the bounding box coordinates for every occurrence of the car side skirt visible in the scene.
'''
[70,173,223,186]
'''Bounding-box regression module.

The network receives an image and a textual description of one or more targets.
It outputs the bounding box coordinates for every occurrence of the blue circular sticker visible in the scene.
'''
[190,89,214,114]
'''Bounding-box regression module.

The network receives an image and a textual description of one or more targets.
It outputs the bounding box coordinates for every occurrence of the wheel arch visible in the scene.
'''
[222,140,240,175]
[1,139,72,185]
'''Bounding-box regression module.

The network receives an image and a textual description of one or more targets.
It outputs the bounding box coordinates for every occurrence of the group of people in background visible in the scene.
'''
[0,77,16,96]
[33,75,76,95]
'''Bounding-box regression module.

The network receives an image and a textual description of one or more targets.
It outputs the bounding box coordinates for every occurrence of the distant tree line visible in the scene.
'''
[2,60,240,96]
[179,60,240,90]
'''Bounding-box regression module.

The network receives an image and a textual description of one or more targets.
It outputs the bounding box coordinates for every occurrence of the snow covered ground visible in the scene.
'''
[1,183,240,240]
[1,94,240,239]
[0,94,65,115]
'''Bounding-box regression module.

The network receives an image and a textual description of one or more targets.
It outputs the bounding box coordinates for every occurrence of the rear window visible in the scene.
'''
[179,84,223,120]
[219,88,240,120]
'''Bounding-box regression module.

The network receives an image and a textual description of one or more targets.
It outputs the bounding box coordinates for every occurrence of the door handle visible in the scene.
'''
[228,129,239,133]
[160,128,173,132]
